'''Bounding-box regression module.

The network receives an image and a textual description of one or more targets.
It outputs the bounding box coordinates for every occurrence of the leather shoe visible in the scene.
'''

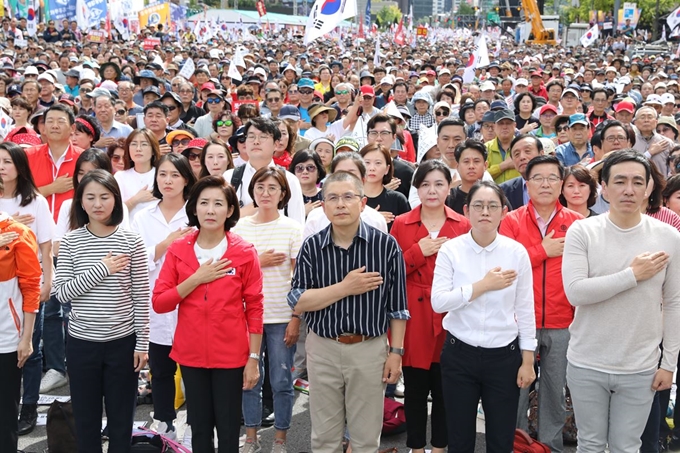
[18,403,37,436]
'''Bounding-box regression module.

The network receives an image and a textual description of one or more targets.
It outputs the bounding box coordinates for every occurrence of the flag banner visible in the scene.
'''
[303,0,357,45]
[580,24,598,47]
[87,29,107,41]
[373,35,380,66]
[76,0,107,30]
[138,2,169,29]
[26,0,37,37]
[48,0,77,22]
[668,6,680,32]
[463,33,489,83]
[364,0,370,28]
[394,17,405,45]
[256,0,266,17]
[179,57,195,80]
[416,26,427,36]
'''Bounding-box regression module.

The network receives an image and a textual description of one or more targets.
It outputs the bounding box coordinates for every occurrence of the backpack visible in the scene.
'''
[130,427,192,452]
[46,401,77,453]
[381,397,407,436]
[230,164,289,216]
[513,429,552,453]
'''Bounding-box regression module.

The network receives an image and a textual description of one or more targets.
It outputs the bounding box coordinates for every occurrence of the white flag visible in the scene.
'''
[667,6,680,33]
[179,58,195,80]
[580,24,599,47]
[304,0,357,45]
[373,36,380,66]
[76,0,90,31]
[228,48,246,82]
[463,34,490,84]
[27,0,37,37]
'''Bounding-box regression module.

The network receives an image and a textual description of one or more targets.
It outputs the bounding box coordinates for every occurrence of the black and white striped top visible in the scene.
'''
[287,221,409,338]
[52,226,150,352]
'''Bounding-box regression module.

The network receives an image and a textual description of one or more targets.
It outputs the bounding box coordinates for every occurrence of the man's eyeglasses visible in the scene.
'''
[325,193,362,205]
[166,105,178,111]
[605,135,628,143]
[115,109,127,115]
[206,98,222,104]
[528,175,562,185]
[216,120,233,127]
[299,89,313,95]
[80,88,92,93]
[367,130,393,138]
[295,164,317,173]
[179,89,193,94]
[288,89,298,94]
[172,139,191,147]
[267,97,281,103]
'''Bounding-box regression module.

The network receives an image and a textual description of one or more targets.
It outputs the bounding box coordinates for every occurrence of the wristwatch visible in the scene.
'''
[248,353,260,361]
[291,313,302,320]
[389,347,405,356]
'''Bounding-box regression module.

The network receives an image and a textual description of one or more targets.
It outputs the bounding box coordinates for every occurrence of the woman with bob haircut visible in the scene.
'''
[131,153,196,440]
[152,176,264,453]
[234,167,303,453]
[114,129,161,220]
[289,150,326,217]
[53,169,150,453]
[559,165,599,218]
[390,160,471,453]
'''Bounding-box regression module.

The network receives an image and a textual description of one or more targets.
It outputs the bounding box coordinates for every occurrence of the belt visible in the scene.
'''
[333,334,371,345]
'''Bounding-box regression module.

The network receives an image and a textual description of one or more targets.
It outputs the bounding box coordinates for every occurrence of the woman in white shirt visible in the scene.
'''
[431,181,537,453]
[130,153,196,440]
[0,142,54,436]
[233,167,303,453]
[114,129,161,221]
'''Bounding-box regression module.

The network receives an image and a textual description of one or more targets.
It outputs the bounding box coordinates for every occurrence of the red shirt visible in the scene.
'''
[529,85,548,100]
[25,143,83,222]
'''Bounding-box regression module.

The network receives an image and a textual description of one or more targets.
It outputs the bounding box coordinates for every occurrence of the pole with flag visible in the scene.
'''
[373,35,380,66]
[580,23,599,47]
[303,0,357,45]
[667,6,680,34]
[394,16,405,45]
[365,0,371,30]
[463,33,490,83]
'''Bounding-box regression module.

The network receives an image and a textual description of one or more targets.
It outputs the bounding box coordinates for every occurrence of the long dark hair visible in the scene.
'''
[152,153,197,201]
[72,148,113,197]
[0,142,40,207]
[70,170,124,229]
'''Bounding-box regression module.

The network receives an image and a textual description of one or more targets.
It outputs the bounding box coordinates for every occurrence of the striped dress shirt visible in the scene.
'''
[52,226,151,352]
[287,221,409,338]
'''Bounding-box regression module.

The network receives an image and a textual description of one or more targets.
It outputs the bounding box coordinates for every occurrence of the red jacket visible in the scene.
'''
[25,143,83,222]
[152,231,264,369]
[529,85,548,100]
[390,206,471,369]
[499,201,583,329]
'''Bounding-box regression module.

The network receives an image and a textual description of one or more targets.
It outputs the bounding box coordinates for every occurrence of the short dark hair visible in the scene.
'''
[144,100,169,116]
[330,152,366,179]
[359,143,393,184]
[663,174,680,206]
[525,155,565,180]
[153,153,196,201]
[289,150,326,183]
[412,159,453,189]
[560,165,598,208]
[601,149,651,185]
[366,113,396,135]
[437,118,466,136]
[513,92,537,113]
[0,142,39,207]
[454,139,487,163]
[590,129,602,150]
[71,170,124,229]
[601,120,631,144]
[592,88,608,100]
[10,96,32,113]
[244,117,281,142]
[46,103,75,125]
[466,180,509,208]
[74,114,102,143]
[186,176,240,231]
[510,134,544,157]
[248,167,291,210]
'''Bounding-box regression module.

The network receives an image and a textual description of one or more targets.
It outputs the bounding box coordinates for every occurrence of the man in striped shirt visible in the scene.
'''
[288,171,409,453]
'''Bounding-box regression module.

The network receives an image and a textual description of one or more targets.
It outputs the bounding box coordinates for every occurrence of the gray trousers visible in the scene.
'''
[566,362,656,453]
[517,328,570,453]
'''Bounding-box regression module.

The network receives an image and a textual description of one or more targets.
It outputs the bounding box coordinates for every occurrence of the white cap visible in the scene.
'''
[618,76,631,85]
[480,80,495,91]
[514,78,529,87]
[79,68,97,83]
[37,72,56,84]
[644,94,663,106]
[253,67,267,78]
[24,66,39,76]
[380,76,393,86]
[655,82,667,90]
[660,93,675,104]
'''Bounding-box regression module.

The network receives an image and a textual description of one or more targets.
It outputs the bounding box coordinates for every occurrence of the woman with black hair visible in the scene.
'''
[0,142,54,436]
[71,115,102,150]
[53,170,150,453]
[131,153,197,440]
[289,150,326,217]
[513,92,539,132]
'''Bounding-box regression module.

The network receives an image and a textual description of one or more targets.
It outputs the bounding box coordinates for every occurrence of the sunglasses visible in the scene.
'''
[206,98,222,104]
[335,90,350,95]
[288,89,298,94]
[116,109,127,115]
[435,110,450,116]
[187,152,201,161]
[676,104,680,108]
[172,139,191,147]
[363,95,374,100]
[557,125,570,132]
[216,120,233,127]
[299,89,313,95]
[111,155,123,162]
[267,97,281,103]
[166,105,178,111]
[295,164,317,173]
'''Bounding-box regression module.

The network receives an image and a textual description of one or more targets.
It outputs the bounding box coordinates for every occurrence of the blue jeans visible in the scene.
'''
[243,323,295,431]
[21,302,44,405]
[43,294,70,374]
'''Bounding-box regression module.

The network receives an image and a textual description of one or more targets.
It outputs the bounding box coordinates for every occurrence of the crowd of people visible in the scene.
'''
[1,15,680,453]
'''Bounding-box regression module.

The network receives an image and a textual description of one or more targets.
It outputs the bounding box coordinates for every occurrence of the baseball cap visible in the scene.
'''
[480,80,495,91]
[481,111,496,124]
[495,109,515,123]
[490,100,508,111]
[37,72,56,84]
[568,113,589,127]
[24,66,39,76]
[200,82,216,92]
[661,93,675,105]
[334,137,360,153]
[297,78,315,89]
[561,88,580,99]
[7,84,22,96]
[142,86,161,97]
[539,104,558,116]
[615,100,635,113]
[644,94,663,106]
[515,78,529,87]
[278,105,301,121]
[360,86,375,97]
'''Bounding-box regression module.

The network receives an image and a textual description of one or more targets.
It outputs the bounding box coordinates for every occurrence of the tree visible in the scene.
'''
[564,0,676,30]
[376,5,402,28]
[457,2,475,15]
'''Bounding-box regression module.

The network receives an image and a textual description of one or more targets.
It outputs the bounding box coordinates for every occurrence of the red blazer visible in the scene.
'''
[152,231,264,369]
[390,206,471,369]
[25,143,83,222]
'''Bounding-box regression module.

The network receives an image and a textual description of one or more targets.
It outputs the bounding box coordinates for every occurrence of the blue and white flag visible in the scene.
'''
[304,0,357,45]
[580,24,598,47]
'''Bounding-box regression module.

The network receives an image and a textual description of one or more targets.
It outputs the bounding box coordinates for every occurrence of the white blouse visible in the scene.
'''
[114,167,157,221]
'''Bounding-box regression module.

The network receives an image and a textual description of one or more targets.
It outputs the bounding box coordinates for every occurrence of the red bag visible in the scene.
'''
[381,397,407,436]
[513,429,551,453]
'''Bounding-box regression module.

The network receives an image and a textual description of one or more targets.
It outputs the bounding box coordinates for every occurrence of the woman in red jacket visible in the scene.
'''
[390,160,471,453]
[153,176,264,453]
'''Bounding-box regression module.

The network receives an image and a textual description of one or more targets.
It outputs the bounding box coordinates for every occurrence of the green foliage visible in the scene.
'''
[376,4,402,28]
[457,2,475,15]
[564,0,676,29]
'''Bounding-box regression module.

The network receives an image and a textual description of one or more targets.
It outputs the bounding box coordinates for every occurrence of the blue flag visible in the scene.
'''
[48,0,77,22]
[364,0,371,28]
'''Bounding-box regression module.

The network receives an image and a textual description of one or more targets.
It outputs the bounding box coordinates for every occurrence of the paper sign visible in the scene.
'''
[178,58,195,80]
[14,38,28,47]
[143,37,161,50]
[87,30,107,42]
[231,99,258,114]
[21,394,71,405]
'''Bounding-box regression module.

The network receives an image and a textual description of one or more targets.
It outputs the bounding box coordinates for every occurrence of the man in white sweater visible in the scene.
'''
[562,149,680,453]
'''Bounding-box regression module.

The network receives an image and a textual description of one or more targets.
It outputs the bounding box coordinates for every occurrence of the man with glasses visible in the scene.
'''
[117,81,143,116]
[587,88,613,130]
[161,91,197,137]
[366,113,413,199]
[288,169,407,453]
[178,82,203,126]
[633,106,674,176]
[501,155,583,453]
[223,117,305,226]
[296,78,316,136]
[262,87,284,119]
[555,114,593,166]
[330,82,353,118]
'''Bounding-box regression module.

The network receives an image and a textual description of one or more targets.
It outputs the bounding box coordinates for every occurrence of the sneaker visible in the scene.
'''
[157,422,177,441]
[271,439,287,453]
[17,404,37,436]
[40,369,68,393]
[394,376,405,398]
[241,437,261,453]
[181,425,192,447]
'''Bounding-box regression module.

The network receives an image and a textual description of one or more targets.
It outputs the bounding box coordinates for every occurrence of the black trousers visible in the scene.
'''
[67,334,138,453]
[148,342,177,423]
[181,365,244,453]
[441,334,521,453]
[0,352,21,453]
[403,363,447,449]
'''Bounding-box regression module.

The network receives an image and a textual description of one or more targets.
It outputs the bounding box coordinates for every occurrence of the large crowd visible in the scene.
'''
[0,14,680,453]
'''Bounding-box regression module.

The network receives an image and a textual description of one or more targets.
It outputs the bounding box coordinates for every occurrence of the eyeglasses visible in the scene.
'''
[435,110,450,117]
[111,155,123,162]
[166,105,178,111]
[216,120,233,127]
[676,104,680,109]
[557,125,569,132]
[605,135,628,143]
[171,83,181,87]
[80,88,92,93]
[172,139,191,147]
[325,193,362,204]
[267,97,281,103]
[206,98,222,104]
[254,186,281,194]
[246,134,272,142]
[299,89,313,95]
[335,90,350,95]
[362,95,374,100]
[295,164,317,173]
[367,130,393,138]
[187,152,201,161]
[179,89,193,94]
[528,175,561,185]
[116,109,127,115]
[469,202,502,212]
[288,89,298,94]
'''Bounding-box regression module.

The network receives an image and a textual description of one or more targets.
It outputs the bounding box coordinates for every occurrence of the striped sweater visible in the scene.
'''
[52,226,150,352]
